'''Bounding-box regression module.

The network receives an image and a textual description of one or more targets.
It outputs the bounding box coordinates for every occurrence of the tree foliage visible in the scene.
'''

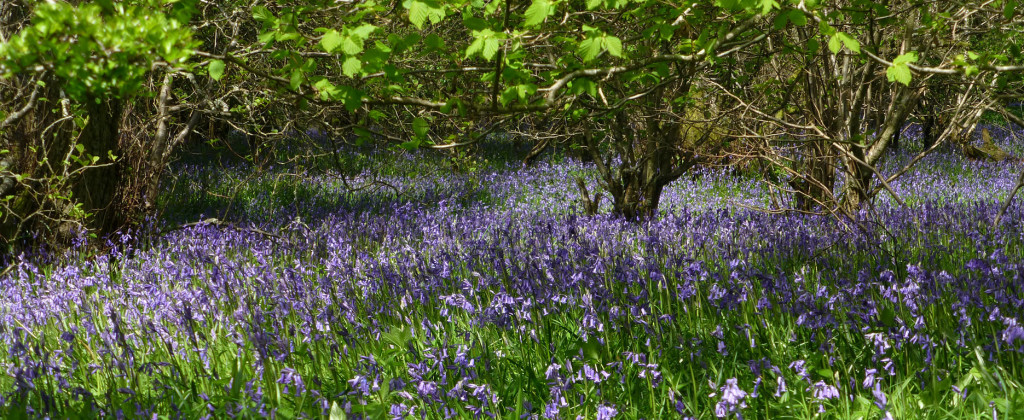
[0,0,1023,248]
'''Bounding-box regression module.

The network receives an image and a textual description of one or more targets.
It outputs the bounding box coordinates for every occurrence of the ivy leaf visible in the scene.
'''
[579,38,602,62]
[342,56,362,78]
[886,64,912,85]
[321,30,344,53]
[208,59,225,81]
[523,0,550,27]
[603,36,623,57]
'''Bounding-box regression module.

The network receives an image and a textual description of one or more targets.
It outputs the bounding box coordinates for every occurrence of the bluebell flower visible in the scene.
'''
[715,378,748,418]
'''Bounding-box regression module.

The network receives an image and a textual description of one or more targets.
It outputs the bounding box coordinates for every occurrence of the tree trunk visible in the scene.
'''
[891,123,901,151]
[73,96,124,233]
[607,119,679,220]
[841,146,873,212]
[1,75,73,245]
[922,113,936,150]
[577,79,699,221]
[790,139,835,212]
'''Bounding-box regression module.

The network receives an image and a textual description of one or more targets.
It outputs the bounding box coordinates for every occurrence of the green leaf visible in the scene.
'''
[464,17,489,31]
[252,6,274,22]
[342,57,362,78]
[96,0,115,14]
[651,62,670,78]
[571,78,597,96]
[330,402,347,420]
[412,117,429,139]
[341,37,363,55]
[579,38,602,62]
[585,0,602,9]
[758,0,779,14]
[892,51,918,65]
[208,59,225,81]
[321,30,344,53]
[290,69,303,91]
[523,0,550,27]
[1005,0,1017,20]
[789,9,807,26]
[408,0,430,29]
[466,38,484,59]
[258,31,276,44]
[425,34,445,50]
[828,34,841,54]
[314,78,339,100]
[716,0,740,10]
[818,21,836,36]
[837,32,860,53]
[886,64,912,85]
[352,24,377,40]
[482,38,501,61]
[806,38,820,54]
[339,85,365,111]
[773,13,789,30]
[466,29,502,60]
[603,36,623,57]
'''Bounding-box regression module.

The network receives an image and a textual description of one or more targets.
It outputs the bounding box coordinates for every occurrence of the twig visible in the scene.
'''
[994,170,1024,226]
[162,218,292,244]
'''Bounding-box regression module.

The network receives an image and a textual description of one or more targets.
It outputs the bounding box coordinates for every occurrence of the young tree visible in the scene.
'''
[731,0,1024,214]
[209,0,777,219]
[0,0,196,245]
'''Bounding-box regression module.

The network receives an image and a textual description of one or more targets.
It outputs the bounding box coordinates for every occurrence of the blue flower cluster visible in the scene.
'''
[1,131,1023,418]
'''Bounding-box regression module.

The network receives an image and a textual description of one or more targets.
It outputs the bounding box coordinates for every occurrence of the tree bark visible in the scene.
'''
[790,139,835,212]
[73,96,124,233]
